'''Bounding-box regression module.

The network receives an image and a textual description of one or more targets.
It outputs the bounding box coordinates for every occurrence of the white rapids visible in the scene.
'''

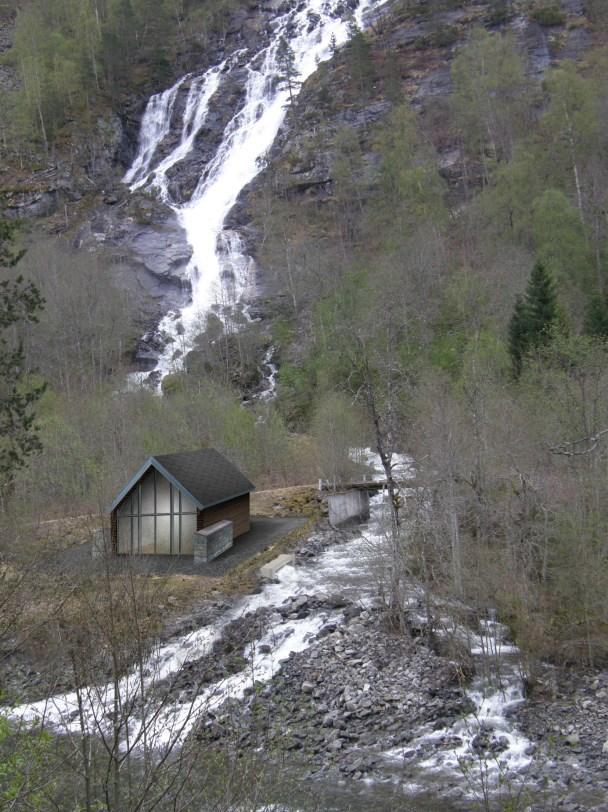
[383,612,533,801]
[10,450,533,803]
[123,0,387,382]
[8,451,398,748]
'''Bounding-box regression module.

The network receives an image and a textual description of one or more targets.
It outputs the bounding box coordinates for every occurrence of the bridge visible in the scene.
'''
[318,478,420,492]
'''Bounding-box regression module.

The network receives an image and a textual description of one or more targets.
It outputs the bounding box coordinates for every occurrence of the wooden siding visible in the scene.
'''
[111,509,118,554]
[197,493,250,539]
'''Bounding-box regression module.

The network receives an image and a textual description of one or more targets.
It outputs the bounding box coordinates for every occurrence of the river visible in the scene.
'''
[11,451,535,809]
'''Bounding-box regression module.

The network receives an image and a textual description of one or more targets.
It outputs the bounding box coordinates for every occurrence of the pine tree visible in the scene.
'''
[508,262,558,377]
[346,18,374,97]
[525,261,558,340]
[329,33,338,57]
[276,36,300,105]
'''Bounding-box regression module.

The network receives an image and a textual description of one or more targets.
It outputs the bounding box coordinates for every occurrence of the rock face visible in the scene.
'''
[0,1,291,330]
[0,0,594,379]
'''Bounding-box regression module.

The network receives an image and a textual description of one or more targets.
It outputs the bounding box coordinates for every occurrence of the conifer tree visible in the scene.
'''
[276,36,300,105]
[526,261,558,339]
[508,262,558,377]
[346,18,374,97]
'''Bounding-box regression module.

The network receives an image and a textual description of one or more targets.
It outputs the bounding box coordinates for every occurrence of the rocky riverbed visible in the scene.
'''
[6,509,608,811]
[513,666,608,811]
[192,602,473,778]
[166,524,608,811]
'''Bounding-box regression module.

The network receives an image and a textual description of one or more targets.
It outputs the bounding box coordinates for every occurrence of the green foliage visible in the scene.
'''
[584,294,608,338]
[345,18,374,97]
[0,226,46,500]
[371,104,446,242]
[0,716,56,809]
[13,373,300,513]
[540,62,599,203]
[451,28,530,175]
[532,189,593,291]
[480,146,543,242]
[276,36,300,105]
[531,3,566,27]
[508,294,529,379]
[487,0,512,25]
[310,391,368,485]
[381,50,402,104]
[426,25,458,48]
[17,239,135,393]
[3,0,236,149]
[0,222,25,267]
[508,263,559,377]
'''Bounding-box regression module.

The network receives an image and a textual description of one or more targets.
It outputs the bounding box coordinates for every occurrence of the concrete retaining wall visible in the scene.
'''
[194,520,233,564]
[327,489,370,527]
[259,553,295,580]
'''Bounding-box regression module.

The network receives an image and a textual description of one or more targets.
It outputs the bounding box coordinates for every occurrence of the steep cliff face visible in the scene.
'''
[223,0,592,386]
[242,0,590,232]
[0,0,597,387]
[1,0,334,360]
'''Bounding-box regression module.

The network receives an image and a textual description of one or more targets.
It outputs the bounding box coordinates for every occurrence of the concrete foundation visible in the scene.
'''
[194,520,233,564]
[259,553,295,580]
[327,489,370,527]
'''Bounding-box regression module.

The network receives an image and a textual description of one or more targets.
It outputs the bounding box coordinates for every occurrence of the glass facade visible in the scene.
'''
[116,467,197,555]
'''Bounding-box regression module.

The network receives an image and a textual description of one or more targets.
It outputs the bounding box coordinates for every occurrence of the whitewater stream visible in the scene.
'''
[11,452,534,809]
[123,0,388,384]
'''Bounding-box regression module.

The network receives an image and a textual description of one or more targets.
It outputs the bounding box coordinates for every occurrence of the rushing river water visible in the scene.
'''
[124,0,388,381]
[11,451,535,809]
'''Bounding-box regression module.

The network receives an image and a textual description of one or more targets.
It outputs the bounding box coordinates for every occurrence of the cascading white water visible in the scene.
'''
[148,61,228,201]
[9,450,403,749]
[10,451,534,803]
[123,76,187,188]
[124,0,387,382]
[258,345,278,401]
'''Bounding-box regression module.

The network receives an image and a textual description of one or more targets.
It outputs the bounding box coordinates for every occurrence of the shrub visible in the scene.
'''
[531,4,566,26]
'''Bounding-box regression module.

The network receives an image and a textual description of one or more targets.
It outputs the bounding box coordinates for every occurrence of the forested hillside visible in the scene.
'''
[3,2,608,807]
[2,0,608,663]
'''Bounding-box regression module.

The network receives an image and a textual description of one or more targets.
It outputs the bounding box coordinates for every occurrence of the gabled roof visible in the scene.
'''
[108,448,255,513]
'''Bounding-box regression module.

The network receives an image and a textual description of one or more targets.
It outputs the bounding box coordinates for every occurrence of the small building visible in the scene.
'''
[108,449,254,555]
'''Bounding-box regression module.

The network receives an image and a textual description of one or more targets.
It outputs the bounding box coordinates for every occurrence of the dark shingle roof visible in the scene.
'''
[153,449,254,508]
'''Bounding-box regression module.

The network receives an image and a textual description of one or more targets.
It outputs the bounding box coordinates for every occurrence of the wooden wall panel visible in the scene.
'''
[198,493,250,538]
[111,510,118,554]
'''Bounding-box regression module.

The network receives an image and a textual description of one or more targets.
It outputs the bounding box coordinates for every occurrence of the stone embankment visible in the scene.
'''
[515,667,608,812]
[193,602,472,781]
[166,525,608,811]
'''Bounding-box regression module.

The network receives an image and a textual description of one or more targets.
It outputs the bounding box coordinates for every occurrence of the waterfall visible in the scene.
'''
[123,76,187,189]
[124,0,386,382]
